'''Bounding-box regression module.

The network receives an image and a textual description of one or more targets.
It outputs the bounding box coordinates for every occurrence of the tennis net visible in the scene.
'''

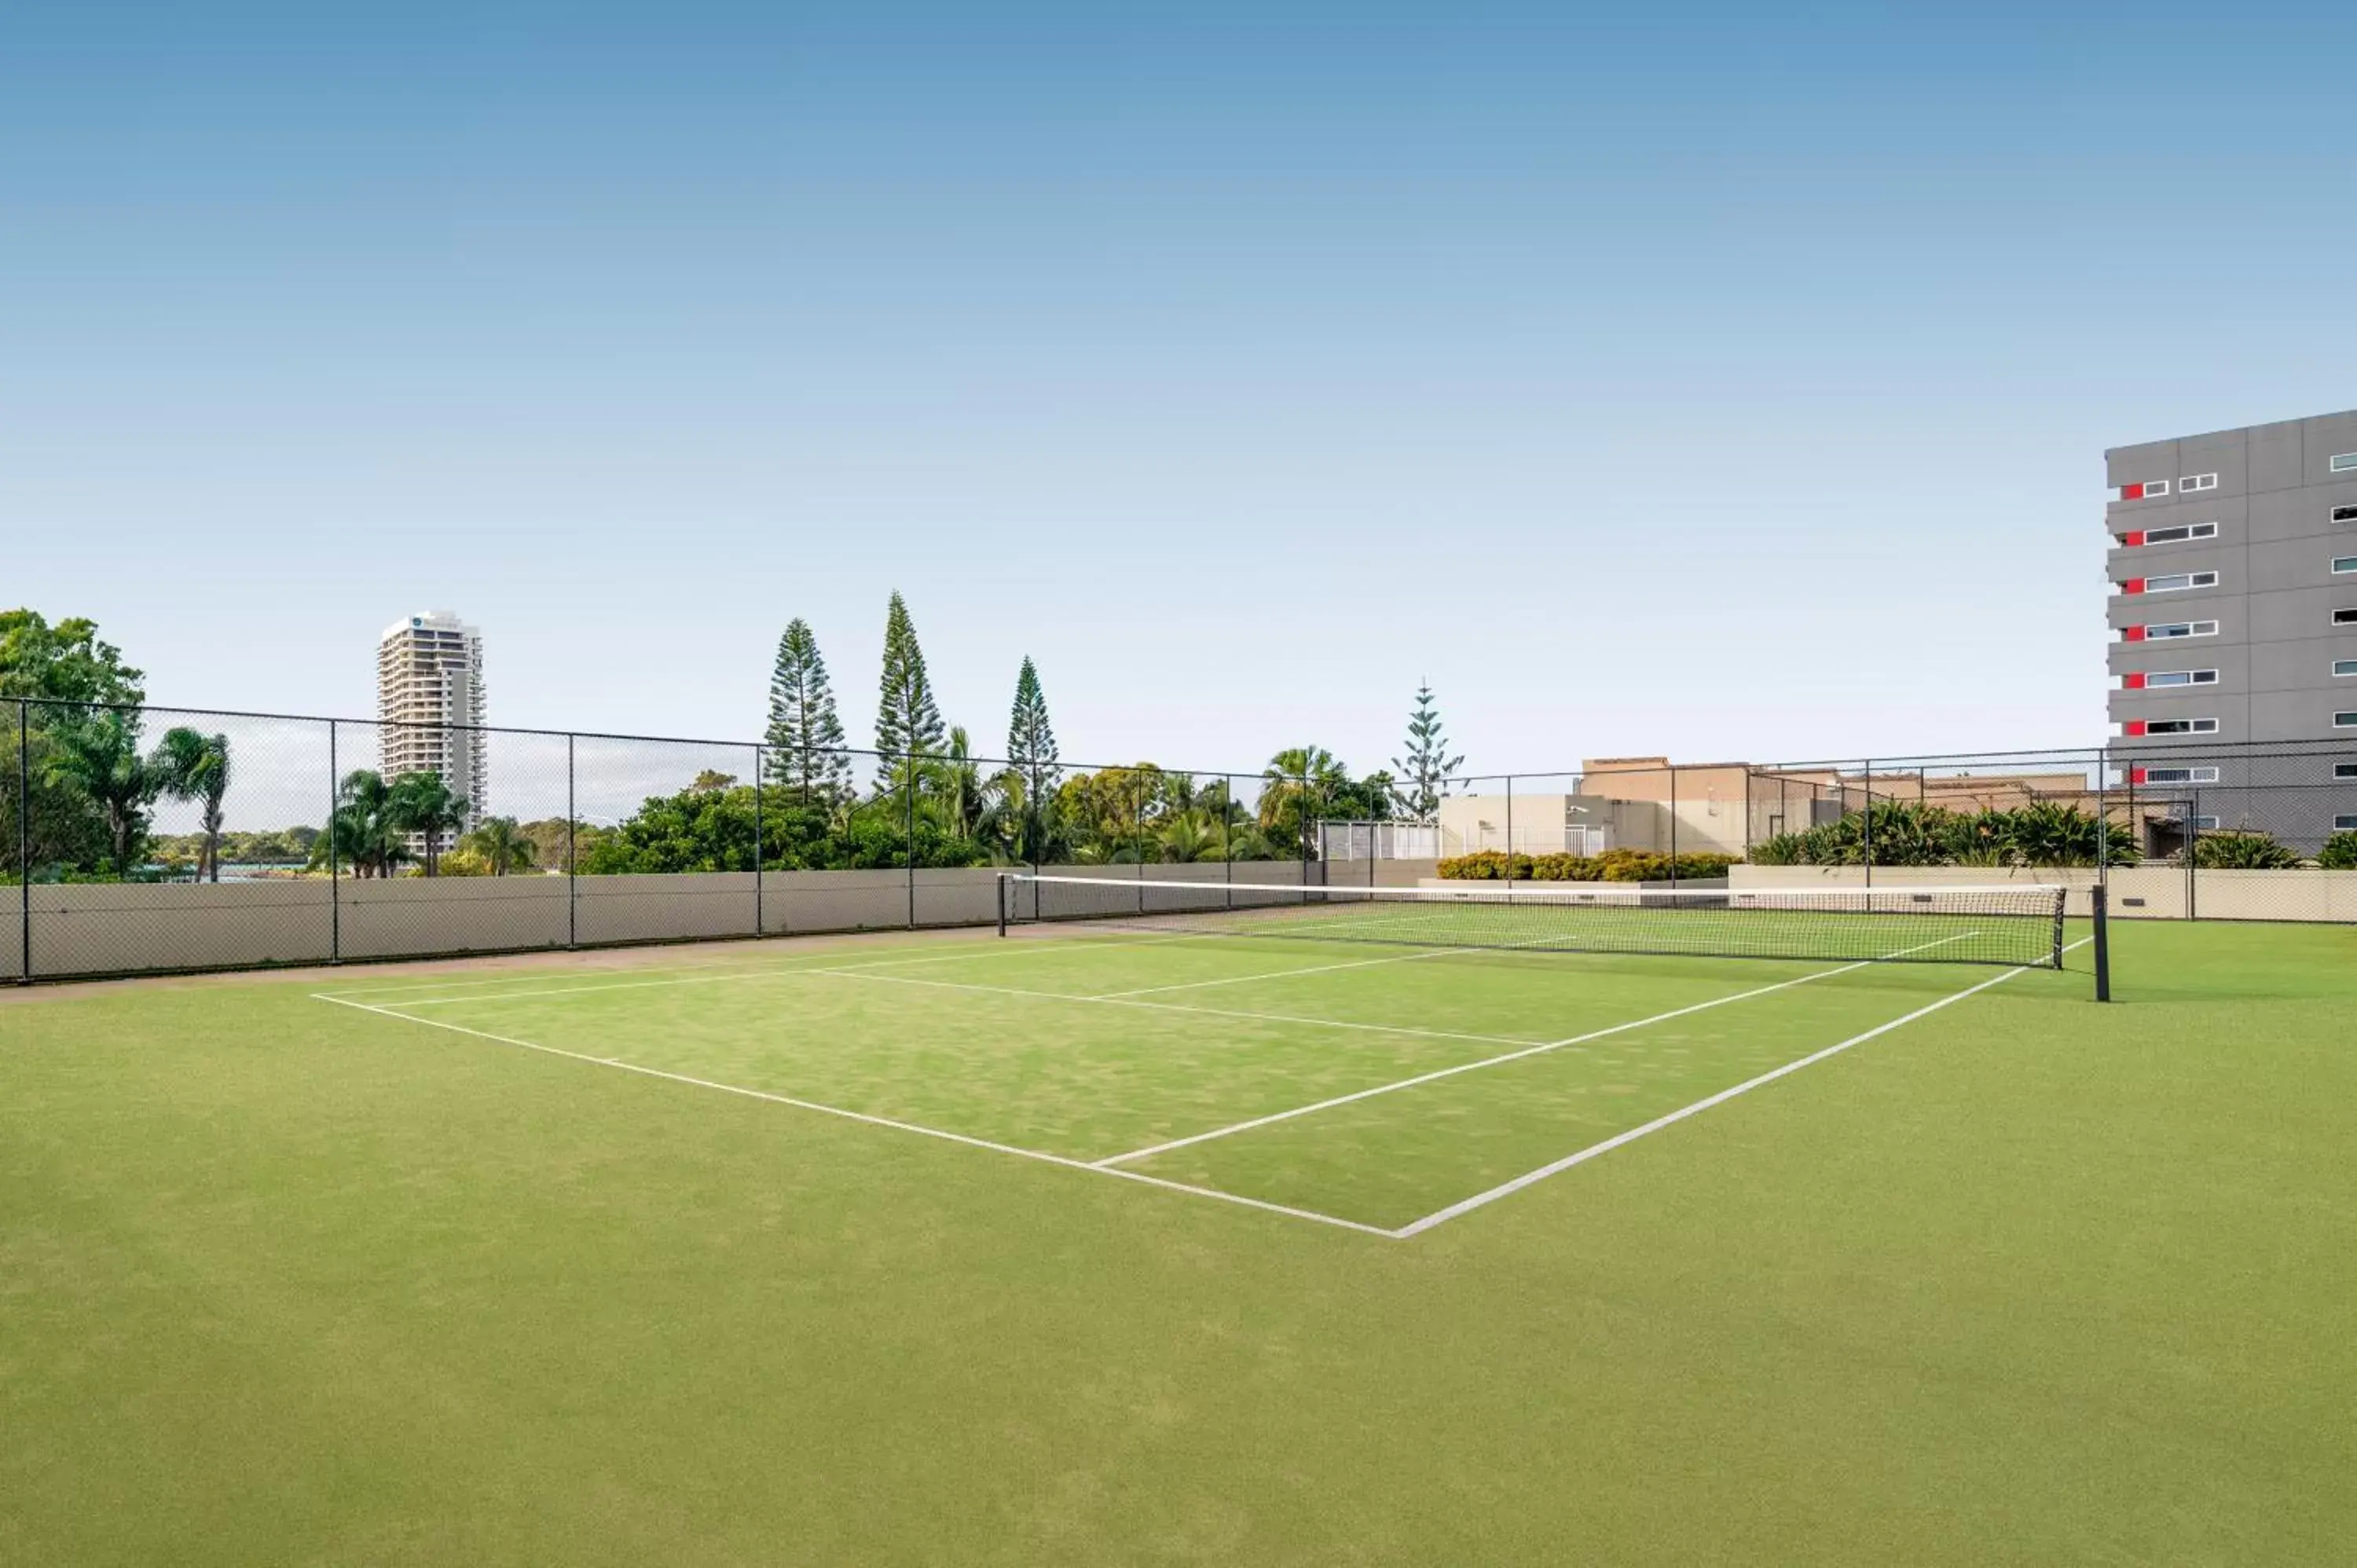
[1001,874,2069,969]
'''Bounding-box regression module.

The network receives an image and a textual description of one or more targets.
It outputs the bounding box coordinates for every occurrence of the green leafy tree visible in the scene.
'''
[874,592,944,786]
[2,610,148,877]
[46,709,159,875]
[1390,680,1464,819]
[764,617,852,802]
[151,727,232,881]
[458,815,537,876]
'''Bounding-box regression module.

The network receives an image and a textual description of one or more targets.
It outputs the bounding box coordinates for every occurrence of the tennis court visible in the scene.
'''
[6,893,2352,1565]
[313,877,2084,1237]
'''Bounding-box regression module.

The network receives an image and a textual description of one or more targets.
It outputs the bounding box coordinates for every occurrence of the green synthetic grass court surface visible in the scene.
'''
[5,919,2353,1563]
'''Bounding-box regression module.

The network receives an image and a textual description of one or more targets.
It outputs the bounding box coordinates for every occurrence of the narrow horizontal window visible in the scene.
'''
[2140,572,2218,593]
[2337,815,2357,831]
[2136,669,2219,687]
[2340,764,2357,781]
[2335,557,2357,574]
[2137,766,2220,785]
[2178,472,2219,493]
[2117,479,2170,500]
[2333,452,2357,473]
[2335,504,2357,525]
[2143,718,2219,735]
[2337,660,2357,677]
[2340,713,2357,730]
[2122,522,2218,547]
[2337,609,2357,626]
[2188,815,2222,830]
[2135,620,2219,641]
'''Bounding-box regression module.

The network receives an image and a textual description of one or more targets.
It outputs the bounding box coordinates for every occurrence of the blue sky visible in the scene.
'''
[7,1,2355,783]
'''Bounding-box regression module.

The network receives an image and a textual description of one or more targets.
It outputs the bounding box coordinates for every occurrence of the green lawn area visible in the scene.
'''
[2,918,2352,1563]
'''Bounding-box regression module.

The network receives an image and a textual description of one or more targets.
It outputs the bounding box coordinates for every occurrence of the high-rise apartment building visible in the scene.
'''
[376,611,488,827]
[2106,410,2357,850]
[2106,408,2357,746]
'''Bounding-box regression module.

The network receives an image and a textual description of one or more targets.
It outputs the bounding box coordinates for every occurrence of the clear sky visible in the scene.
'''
[7,1,2355,782]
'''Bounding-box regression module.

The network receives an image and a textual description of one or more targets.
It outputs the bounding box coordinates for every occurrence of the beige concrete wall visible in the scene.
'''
[1729,863,2357,922]
[7,859,1326,980]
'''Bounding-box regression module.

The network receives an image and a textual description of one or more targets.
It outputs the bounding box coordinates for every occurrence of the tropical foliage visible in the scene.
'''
[1748,802,2139,868]
[2319,830,2357,871]
[1438,849,1739,882]
[2191,829,2303,870]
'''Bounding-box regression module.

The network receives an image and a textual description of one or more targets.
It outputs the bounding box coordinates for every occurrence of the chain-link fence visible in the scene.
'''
[8,699,2355,982]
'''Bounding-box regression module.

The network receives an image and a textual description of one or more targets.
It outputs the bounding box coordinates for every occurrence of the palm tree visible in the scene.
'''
[458,815,536,876]
[152,727,231,881]
[388,771,470,876]
[1260,746,1347,853]
[1155,809,1225,863]
[311,769,409,878]
[48,709,157,876]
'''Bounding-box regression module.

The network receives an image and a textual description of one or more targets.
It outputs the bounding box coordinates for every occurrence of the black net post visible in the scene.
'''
[996,871,1008,938]
[2091,881,2111,1001]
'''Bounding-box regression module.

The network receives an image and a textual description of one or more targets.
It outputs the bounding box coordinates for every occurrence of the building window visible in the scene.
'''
[2128,620,2220,643]
[2125,669,2219,689]
[2178,472,2220,493]
[2340,764,2357,781]
[2120,522,2217,547]
[2337,609,2357,626]
[2134,766,2220,785]
[2117,479,2170,500]
[2336,557,2357,575]
[2339,815,2357,831]
[2333,453,2357,473]
[2340,713,2357,730]
[2187,815,2222,830]
[2335,504,2357,525]
[2339,661,2357,679]
[2128,718,2220,736]
[2128,572,2218,595]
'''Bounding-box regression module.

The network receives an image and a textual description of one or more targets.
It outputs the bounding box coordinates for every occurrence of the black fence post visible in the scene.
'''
[2187,785,2199,921]
[996,871,1008,938]
[1504,774,1514,890]
[1668,765,1679,891]
[1861,759,1874,890]
[17,698,29,984]
[566,732,577,950]
[1223,773,1234,909]
[753,742,764,940]
[904,755,916,930]
[328,717,340,965]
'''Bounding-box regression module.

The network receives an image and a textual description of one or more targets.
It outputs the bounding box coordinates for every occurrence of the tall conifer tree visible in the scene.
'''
[764,617,852,801]
[874,591,945,786]
[1006,656,1060,789]
[1390,680,1464,819]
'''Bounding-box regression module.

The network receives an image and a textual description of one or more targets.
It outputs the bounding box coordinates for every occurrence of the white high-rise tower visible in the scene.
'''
[376,611,488,827]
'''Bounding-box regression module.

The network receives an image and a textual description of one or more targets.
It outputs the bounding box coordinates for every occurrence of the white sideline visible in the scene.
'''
[1091,930,1983,1166]
[1387,936,2095,1238]
[312,993,1395,1240]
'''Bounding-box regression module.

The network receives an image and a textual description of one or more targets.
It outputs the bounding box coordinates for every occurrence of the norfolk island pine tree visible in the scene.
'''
[764,617,852,804]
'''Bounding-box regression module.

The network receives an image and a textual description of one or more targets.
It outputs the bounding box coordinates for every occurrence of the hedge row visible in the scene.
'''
[1436,848,1740,883]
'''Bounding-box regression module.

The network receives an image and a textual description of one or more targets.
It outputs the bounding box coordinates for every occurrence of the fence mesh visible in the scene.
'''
[6,699,2354,982]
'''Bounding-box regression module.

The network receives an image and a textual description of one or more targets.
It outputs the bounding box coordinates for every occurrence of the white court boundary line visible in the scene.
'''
[1388,936,2094,1237]
[313,993,1395,1239]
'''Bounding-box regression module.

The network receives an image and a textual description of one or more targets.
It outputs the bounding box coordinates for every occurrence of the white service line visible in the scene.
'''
[339,930,1211,1008]
[312,993,1393,1240]
[809,966,1534,1048]
[1084,944,1468,1000]
[1387,936,2094,1238]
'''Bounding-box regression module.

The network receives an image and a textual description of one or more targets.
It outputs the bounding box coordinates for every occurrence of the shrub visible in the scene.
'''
[2319,831,2357,870]
[2192,830,2304,870]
